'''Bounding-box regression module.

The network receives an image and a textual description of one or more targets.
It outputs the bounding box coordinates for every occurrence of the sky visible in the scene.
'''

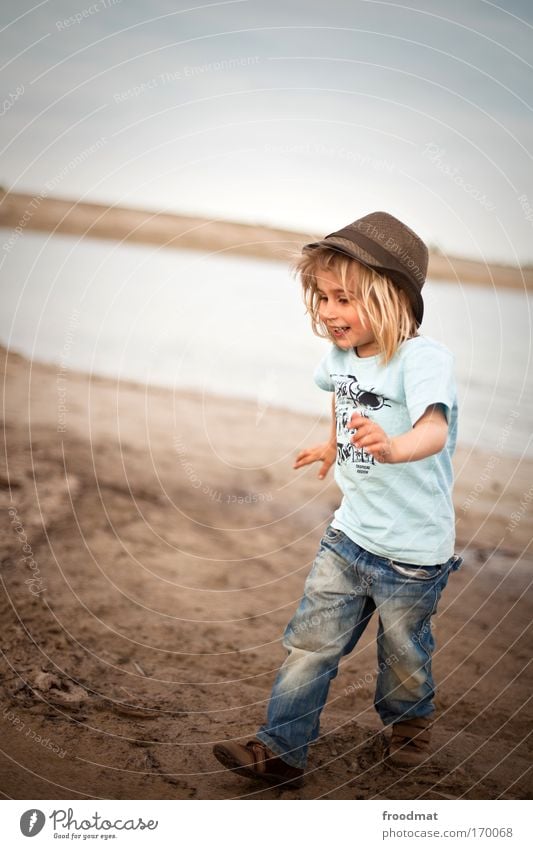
[1,0,533,264]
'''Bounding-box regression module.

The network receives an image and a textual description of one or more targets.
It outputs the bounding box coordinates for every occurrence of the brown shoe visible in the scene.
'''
[387,717,432,768]
[213,739,304,788]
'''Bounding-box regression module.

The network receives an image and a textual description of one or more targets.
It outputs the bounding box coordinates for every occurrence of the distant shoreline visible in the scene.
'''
[1,189,531,290]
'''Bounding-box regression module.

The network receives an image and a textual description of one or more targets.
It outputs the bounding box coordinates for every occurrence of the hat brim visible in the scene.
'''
[303,237,424,326]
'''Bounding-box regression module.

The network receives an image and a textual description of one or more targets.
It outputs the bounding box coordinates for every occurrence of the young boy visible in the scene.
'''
[213,211,462,788]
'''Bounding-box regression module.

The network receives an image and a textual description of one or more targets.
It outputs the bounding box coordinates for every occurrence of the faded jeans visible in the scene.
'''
[256,525,462,769]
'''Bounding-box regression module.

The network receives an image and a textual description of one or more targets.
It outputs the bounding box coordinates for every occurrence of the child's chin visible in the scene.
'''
[332,336,352,347]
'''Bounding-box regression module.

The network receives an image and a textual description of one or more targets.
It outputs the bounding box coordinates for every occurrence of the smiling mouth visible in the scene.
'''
[330,326,350,335]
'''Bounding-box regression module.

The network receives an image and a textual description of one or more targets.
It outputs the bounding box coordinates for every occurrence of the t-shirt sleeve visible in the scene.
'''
[403,342,456,427]
[313,351,334,391]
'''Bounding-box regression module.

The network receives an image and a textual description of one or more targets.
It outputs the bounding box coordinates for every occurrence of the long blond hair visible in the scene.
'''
[294,247,418,364]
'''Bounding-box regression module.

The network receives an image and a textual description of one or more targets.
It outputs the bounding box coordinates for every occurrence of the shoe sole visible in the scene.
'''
[213,744,304,788]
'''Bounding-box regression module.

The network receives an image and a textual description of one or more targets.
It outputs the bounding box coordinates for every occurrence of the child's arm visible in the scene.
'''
[293,394,337,479]
[349,405,448,464]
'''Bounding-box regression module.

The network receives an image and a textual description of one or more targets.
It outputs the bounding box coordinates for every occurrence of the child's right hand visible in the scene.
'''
[293,442,337,479]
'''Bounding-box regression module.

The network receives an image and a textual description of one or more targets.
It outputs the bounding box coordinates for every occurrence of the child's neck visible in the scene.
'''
[353,345,379,358]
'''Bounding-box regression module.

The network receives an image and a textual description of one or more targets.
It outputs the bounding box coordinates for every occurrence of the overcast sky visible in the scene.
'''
[2,0,533,264]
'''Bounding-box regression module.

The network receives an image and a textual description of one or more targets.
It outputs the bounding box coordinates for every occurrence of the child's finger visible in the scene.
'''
[293,452,314,468]
[351,429,376,446]
[351,423,372,438]
[354,417,376,432]
[350,424,371,442]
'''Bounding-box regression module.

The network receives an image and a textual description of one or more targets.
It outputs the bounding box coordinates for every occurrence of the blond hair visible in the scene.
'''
[293,247,418,364]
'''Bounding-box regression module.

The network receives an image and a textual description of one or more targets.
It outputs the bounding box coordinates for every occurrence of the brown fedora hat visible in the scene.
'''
[303,211,428,325]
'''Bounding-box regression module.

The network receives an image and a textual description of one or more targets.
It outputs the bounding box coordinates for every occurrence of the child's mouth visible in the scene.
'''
[330,326,350,337]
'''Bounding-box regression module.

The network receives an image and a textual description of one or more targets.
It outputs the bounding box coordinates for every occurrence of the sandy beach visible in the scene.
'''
[1,342,532,800]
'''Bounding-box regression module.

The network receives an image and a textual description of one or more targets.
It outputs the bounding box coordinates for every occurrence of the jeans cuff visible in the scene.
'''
[380,706,435,726]
[255,730,306,769]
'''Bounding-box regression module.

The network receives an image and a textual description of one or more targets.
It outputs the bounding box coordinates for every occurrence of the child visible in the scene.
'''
[213,211,462,788]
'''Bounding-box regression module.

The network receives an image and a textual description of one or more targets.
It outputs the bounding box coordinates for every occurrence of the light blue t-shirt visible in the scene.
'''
[314,336,458,565]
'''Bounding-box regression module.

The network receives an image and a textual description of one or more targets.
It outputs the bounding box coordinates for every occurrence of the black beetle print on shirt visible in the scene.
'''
[332,373,391,475]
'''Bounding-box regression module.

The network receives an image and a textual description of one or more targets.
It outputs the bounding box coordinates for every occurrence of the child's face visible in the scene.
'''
[316,267,379,357]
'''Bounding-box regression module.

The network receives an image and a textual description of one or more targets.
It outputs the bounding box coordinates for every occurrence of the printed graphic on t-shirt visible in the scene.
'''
[332,373,391,475]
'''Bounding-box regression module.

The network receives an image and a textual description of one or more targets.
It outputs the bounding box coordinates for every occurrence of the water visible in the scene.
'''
[1,229,531,457]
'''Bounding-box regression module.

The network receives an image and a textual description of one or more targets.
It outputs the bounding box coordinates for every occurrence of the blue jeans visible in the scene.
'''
[256,525,462,769]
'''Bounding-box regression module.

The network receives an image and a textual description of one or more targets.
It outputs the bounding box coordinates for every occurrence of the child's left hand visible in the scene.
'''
[349,413,395,463]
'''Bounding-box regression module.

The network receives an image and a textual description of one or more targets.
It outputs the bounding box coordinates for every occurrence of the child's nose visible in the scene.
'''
[321,302,337,319]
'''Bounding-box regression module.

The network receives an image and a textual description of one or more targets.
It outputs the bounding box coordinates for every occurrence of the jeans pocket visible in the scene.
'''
[388,560,444,581]
[389,553,462,581]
